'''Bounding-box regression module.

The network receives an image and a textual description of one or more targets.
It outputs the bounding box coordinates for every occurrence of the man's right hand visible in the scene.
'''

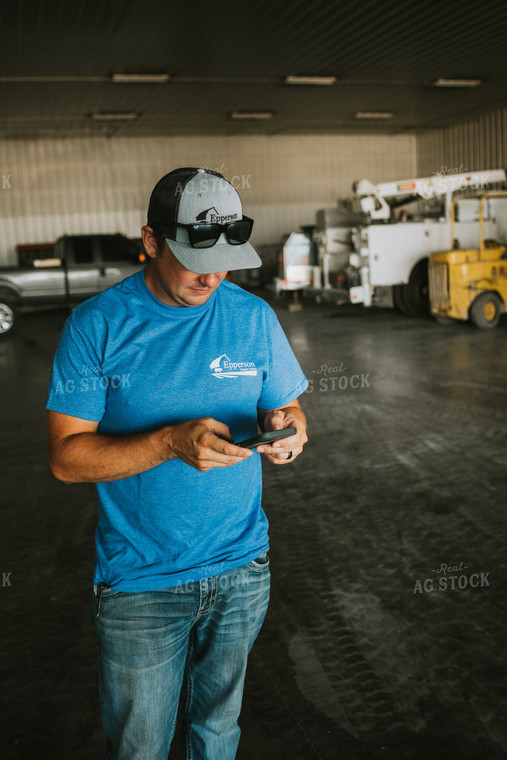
[47,411,252,484]
[163,417,253,472]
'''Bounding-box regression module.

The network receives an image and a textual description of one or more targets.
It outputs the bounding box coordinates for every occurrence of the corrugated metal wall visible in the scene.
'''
[0,134,416,265]
[417,108,507,177]
[2,117,504,267]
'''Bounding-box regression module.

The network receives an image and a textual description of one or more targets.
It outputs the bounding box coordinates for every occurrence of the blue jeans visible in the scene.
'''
[93,554,270,760]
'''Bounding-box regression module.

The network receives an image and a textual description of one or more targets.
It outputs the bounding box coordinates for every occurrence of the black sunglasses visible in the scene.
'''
[154,216,254,249]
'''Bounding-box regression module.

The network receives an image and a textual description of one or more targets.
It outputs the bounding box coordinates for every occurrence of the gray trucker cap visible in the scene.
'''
[147,167,261,274]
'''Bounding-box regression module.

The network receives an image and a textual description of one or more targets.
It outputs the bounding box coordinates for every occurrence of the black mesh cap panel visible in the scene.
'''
[147,167,225,238]
[147,168,197,237]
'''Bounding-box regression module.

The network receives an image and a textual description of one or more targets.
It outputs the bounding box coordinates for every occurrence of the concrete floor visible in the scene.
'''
[1,295,507,760]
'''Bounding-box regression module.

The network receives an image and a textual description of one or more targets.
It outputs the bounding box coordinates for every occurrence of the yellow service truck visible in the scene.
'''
[429,192,507,329]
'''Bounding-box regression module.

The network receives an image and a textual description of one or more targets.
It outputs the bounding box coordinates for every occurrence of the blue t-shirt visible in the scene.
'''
[46,270,308,591]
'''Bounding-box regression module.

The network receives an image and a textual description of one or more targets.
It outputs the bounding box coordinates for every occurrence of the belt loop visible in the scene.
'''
[94,582,107,618]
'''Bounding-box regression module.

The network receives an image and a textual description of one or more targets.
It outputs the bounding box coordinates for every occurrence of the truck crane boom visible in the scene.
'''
[353,169,507,220]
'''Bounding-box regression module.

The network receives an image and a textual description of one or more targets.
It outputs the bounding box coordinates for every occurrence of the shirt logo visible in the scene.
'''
[210,354,257,379]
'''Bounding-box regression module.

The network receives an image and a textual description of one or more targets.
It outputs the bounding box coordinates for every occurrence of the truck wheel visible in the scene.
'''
[0,298,17,336]
[393,285,412,316]
[403,260,429,317]
[469,292,503,329]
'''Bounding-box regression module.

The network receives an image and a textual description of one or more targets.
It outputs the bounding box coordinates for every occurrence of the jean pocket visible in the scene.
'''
[94,583,122,599]
[102,587,122,599]
[247,552,270,573]
[93,583,123,619]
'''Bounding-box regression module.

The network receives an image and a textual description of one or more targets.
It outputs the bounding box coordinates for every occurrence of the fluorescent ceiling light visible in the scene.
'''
[433,78,481,87]
[112,73,170,84]
[230,111,273,120]
[91,112,139,121]
[285,75,337,85]
[355,111,394,119]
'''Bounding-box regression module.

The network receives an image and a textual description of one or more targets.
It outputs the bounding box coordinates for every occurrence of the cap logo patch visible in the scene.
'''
[196,207,238,224]
[196,207,218,222]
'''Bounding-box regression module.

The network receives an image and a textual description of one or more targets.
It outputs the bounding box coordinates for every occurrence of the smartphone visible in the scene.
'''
[237,427,297,449]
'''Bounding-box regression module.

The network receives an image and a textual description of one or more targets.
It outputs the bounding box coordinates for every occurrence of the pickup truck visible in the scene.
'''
[0,234,146,336]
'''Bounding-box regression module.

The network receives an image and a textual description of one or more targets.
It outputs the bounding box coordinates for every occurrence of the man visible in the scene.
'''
[46,167,308,760]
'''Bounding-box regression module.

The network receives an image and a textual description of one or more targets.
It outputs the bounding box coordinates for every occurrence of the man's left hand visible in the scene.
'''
[256,401,307,465]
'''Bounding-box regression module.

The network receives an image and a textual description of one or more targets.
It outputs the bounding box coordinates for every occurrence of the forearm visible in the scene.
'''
[50,427,172,484]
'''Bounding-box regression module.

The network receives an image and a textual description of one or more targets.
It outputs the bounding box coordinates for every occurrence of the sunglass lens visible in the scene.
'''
[227,217,254,245]
[189,224,222,248]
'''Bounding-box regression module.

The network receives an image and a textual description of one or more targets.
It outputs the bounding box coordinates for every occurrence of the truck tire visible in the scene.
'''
[0,298,17,336]
[469,292,503,329]
[392,285,412,316]
[403,259,429,317]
